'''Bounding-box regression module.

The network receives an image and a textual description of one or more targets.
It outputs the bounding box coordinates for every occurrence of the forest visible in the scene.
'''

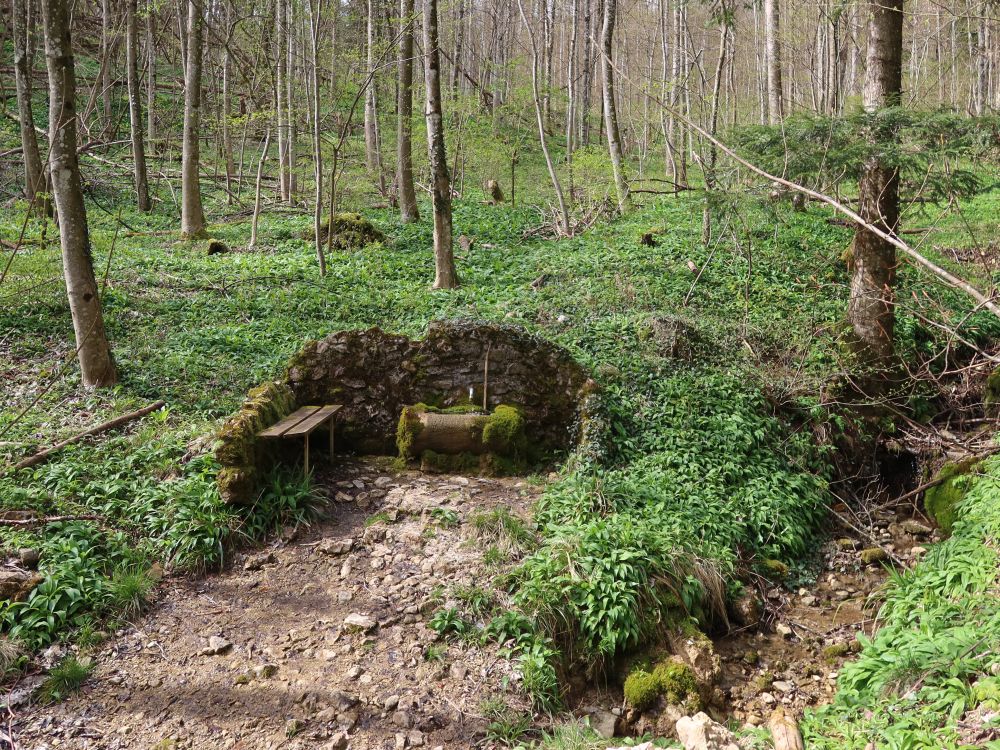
[1,0,1000,747]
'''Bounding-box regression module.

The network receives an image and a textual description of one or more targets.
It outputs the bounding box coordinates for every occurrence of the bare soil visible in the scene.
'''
[12,459,541,750]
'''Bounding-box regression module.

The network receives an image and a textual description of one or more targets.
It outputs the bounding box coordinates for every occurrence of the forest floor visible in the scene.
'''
[10,459,541,750]
[9,458,941,750]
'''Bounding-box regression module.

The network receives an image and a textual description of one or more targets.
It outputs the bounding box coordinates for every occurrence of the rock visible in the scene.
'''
[859,548,888,565]
[0,570,43,602]
[900,520,932,537]
[200,635,233,656]
[772,680,793,693]
[391,710,412,729]
[588,709,618,739]
[326,733,349,750]
[253,664,278,679]
[384,695,400,710]
[17,548,40,569]
[344,613,376,631]
[675,712,740,750]
[318,538,354,556]
[835,538,859,551]
[244,552,276,571]
[407,729,425,747]
[775,622,793,638]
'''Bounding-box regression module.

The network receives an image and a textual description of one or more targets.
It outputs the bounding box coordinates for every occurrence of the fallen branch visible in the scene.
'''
[0,514,101,528]
[9,401,166,472]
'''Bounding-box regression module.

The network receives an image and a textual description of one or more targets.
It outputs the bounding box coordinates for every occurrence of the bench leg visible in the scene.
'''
[329,420,335,462]
[304,433,310,476]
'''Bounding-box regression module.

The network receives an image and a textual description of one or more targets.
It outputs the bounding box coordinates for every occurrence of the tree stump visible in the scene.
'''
[485,179,505,203]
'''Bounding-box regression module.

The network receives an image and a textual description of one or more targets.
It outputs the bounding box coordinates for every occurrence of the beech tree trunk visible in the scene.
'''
[600,0,630,212]
[764,0,783,124]
[397,0,419,222]
[423,0,459,289]
[145,4,157,153]
[275,0,288,201]
[181,0,206,237]
[41,0,118,388]
[12,0,45,205]
[849,0,903,370]
[126,0,151,211]
[364,0,385,193]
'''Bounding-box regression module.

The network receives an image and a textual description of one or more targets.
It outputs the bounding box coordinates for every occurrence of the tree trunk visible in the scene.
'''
[364,0,385,193]
[849,0,903,371]
[41,0,118,388]
[702,15,729,246]
[181,0,206,237]
[600,0,630,212]
[764,0,783,123]
[307,0,326,275]
[126,0,151,211]
[423,0,459,289]
[397,0,419,222]
[12,0,45,205]
[275,0,288,201]
[221,0,235,201]
[100,0,115,138]
[517,0,570,235]
[145,3,157,154]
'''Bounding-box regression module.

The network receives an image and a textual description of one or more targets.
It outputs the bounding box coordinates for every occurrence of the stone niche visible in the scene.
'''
[287,320,595,455]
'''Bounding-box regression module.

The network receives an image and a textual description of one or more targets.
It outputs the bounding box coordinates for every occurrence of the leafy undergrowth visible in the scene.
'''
[3,164,1000,716]
[803,457,1000,749]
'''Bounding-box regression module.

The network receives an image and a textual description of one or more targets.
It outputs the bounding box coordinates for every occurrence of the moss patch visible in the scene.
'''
[924,457,980,535]
[623,669,659,711]
[396,405,426,459]
[481,405,526,457]
[624,658,701,713]
[215,381,296,504]
[314,212,387,251]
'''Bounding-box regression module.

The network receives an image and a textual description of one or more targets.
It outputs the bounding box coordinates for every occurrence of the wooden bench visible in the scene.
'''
[257,405,342,475]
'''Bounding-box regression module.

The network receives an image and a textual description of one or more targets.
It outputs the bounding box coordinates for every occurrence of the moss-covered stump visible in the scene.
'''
[924,457,980,534]
[313,212,386,251]
[214,381,296,504]
[287,320,595,455]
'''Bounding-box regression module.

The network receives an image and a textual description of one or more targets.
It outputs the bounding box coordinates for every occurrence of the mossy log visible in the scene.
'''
[410,412,488,456]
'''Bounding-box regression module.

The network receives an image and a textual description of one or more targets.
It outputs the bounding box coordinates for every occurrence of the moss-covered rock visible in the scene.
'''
[215,381,296,504]
[314,212,386,251]
[985,367,1000,405]
[623,669,660,711]
[924,458,980,535]
[859,547,889,565]
[651,659,701,711]
[760,558,789,580]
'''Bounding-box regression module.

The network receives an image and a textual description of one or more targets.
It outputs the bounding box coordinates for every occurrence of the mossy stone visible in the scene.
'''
[822,643,851,663]
[985,367,1000,405]
[623,669,659,711]
[859,547,888,565]
[924,458,979,535]
[315,212,386,251]
[651,659,701,711]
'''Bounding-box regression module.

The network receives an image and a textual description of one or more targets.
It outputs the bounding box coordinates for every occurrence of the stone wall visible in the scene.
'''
[286,320,595,455]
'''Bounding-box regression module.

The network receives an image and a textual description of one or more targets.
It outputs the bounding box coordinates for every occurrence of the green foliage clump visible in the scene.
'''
[803,455,1000,749]
[37,654,93,704]
[924,458,979,535]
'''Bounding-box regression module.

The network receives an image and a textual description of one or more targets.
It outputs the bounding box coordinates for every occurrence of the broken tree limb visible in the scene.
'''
[0,514,101,528]
[10,400,166,472]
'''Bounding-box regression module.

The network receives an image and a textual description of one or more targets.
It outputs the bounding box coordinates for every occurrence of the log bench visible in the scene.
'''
[257,405,342,475]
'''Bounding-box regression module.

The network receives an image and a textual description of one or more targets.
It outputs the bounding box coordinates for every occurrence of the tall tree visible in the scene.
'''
[364,0,385,193]
[41,0,118,387]
[764,0,783,123]
[423,0,459,289]
[848,0,904,370]
[180,0,206,237]
[600,0,630,212]
[126,0,151,211]
[11,0,46,206]
[397,0,420,222]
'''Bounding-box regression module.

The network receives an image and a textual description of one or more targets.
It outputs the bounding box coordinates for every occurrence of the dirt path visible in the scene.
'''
[13,460,541,750]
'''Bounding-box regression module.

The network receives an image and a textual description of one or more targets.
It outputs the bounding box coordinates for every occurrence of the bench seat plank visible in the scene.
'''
[257,406,320,438]
[283,404,342,437]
